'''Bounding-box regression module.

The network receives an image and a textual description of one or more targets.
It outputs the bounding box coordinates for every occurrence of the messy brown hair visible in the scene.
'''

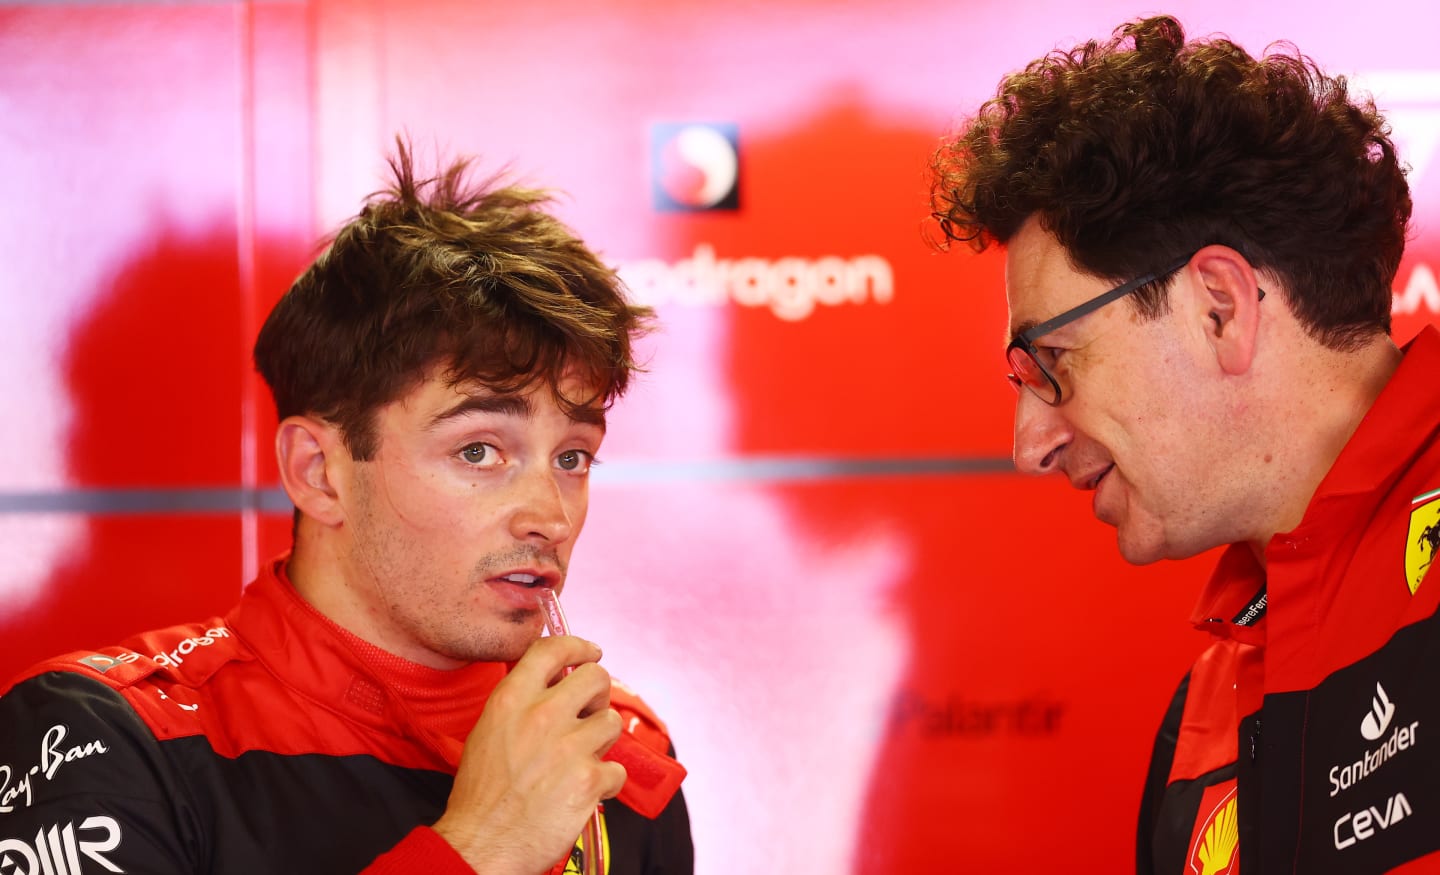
[931,15,1411,349]
[254,139,652,460]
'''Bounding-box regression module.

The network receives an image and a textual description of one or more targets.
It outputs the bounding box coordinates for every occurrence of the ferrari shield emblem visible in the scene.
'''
[1406,488,1440,595]
[562,810,609,874]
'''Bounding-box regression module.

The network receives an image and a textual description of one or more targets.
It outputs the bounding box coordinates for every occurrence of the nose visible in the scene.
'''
[1013,390,1071,476]
[508,467,577,545]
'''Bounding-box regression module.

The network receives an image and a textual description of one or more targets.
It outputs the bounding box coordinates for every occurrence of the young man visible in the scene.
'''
[0,146,692,874]
[932,15,1438,875]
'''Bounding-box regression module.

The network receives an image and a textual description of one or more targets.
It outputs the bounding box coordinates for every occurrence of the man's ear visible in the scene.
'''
[1184,244,1264,376]
[276,416,348,527]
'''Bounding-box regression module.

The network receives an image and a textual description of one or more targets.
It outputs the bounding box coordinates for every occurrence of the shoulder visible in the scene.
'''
[3,619,251,744]
[1,668,144,726]
[0,671,202,867]
[4,619,240,696]
[0,670,165,812]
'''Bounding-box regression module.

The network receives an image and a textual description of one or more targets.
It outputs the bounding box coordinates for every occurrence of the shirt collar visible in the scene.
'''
[1188,325,1440,642]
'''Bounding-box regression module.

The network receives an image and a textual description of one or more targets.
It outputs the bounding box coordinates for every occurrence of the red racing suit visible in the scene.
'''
[0,556,691,874]
[1138,326,1440,874]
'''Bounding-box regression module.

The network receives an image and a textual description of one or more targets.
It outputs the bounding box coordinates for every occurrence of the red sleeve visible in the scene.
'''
[606,684,687,819]
[362,826,476,874]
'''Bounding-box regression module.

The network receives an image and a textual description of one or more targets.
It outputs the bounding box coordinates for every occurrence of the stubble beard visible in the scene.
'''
[413,546,569,665]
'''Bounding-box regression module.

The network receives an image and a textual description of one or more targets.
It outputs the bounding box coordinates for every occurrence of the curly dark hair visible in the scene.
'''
[931,15,1411,349]
[254,138,652,460]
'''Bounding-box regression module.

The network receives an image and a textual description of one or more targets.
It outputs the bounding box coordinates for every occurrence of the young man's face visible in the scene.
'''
[334,368,605,667]
[1003,217,1242,565]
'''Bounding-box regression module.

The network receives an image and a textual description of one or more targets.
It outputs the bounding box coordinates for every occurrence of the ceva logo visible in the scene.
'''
[1361,683,1397,742]
[1335,792,1414,851]
[650,123,740,211]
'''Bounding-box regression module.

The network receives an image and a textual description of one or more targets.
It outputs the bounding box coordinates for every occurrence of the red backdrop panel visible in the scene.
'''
[574,474,1210,871]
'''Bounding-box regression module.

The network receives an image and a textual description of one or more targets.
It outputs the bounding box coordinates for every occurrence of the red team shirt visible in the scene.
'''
[0,557,691,874]
[1139,326,1440,875]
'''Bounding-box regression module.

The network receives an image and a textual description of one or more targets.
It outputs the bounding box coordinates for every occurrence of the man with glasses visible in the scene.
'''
[933,14,1439,875]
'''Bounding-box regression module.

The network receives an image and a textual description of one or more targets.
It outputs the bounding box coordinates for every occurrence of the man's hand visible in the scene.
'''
[432,635,627,874]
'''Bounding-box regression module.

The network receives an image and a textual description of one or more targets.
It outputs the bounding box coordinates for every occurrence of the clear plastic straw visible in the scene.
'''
[534,587,605,875]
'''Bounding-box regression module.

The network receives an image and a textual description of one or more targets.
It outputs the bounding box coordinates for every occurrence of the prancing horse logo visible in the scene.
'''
[1406,489,1440,595]
[1418,522,1440,572]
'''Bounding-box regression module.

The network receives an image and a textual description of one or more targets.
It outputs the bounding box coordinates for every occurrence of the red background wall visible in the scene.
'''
[3,1,1439,871]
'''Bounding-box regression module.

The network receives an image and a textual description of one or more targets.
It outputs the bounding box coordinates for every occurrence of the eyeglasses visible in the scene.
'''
[1009,253,1252,405]
[1006,255,1268,404]
[1006,257,1190,405]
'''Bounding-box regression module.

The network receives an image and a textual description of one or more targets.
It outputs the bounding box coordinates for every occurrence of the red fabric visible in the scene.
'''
[1160,325,1440,870]
[363,827,477,874]
[610,683,689,819]
[1191,326,1440,696]
[12,559,685,789]
[8,554,688,860]
[1166,640,1246,785]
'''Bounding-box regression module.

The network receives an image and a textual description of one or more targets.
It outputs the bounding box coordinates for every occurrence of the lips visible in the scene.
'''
[490,570,557,589]
[485,569,561,611]
[1087,463,1120,524]
[1071,463,1114,491]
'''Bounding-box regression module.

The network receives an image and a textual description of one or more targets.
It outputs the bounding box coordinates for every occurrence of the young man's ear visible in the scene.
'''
[1184,244,1264,376]
[275,416,348,527]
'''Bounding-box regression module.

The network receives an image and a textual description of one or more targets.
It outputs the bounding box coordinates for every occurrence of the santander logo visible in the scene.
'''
[1361,683,1397,742]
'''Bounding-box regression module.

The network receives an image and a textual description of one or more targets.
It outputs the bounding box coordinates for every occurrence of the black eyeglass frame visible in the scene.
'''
[1005,254,1264,406]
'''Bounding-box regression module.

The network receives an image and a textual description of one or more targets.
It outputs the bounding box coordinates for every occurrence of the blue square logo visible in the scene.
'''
[650,122,740,211]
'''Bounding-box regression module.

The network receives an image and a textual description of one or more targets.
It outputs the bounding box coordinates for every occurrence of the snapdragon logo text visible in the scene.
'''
[150,627,229,669]
[617,243,894,321]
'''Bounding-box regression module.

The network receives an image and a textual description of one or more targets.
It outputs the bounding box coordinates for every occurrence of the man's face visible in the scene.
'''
[334,369,605,667]
[1004,217,1240,564]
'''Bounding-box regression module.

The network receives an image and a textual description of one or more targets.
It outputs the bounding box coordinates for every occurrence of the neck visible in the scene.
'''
[1247,332,1402,563]
[286,520,465,670]
[284,521,356,634]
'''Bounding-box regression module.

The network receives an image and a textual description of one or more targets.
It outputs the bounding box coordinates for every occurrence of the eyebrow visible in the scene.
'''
[427,393,607,430]
[428,395,532,430]
[1008,319,1041,345]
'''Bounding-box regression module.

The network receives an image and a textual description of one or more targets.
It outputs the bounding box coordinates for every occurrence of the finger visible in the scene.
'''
[509,634,603,688]
[566,757,627,809]
[596,760,627,801]
[543,662,613,717]
[563,663,614,717]
[572,706,624,758]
